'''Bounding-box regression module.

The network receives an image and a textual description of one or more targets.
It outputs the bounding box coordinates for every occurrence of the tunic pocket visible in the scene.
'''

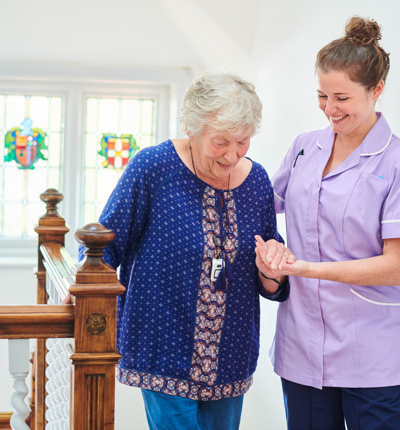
[350,287,400,385]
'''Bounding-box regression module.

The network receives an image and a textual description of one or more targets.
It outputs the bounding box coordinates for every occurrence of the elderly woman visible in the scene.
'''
[95,72,292,430]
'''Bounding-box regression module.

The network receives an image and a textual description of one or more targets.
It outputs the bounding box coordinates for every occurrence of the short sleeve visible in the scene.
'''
[271,135,303,214]
[381,163,400,239]
[87,152,152,268]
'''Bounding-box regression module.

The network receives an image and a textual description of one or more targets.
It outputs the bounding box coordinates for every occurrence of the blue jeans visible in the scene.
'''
[282,378,400,430]
[141,389,244,430]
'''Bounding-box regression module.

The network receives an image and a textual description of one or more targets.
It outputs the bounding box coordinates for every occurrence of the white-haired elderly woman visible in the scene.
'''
[96,72,294,430]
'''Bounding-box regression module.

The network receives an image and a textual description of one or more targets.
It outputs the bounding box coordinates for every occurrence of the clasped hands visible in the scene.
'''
[255,235,308,279]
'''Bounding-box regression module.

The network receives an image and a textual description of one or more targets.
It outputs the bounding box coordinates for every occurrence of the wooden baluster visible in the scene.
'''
[29,351,35,430]
[34,189,69,430]
[69,223,125,430]
[8,339,30,430]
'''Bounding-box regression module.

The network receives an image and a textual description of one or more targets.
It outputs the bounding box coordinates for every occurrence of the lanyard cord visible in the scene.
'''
[188,141,231,254]
[188,140,235,290]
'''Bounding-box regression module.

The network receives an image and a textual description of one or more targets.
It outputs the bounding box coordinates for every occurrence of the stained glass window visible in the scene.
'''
[0,95,63,237]
[84,97,154,224]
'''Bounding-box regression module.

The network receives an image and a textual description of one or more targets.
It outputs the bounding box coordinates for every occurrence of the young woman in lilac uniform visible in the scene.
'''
[255,16,400,430]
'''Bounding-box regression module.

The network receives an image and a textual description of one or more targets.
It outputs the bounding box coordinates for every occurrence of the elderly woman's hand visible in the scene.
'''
[254,235,300,279]
[61,292,74,305]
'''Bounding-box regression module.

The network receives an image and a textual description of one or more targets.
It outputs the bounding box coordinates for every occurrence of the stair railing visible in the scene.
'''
[0,189,124,430]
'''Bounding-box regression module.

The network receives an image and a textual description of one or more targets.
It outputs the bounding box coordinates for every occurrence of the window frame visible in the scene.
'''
[0,63,192,266]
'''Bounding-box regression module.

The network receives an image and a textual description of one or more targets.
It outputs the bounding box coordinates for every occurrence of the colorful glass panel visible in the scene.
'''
[4,118,47,169]
[0,95,63,237]
[99,134,139,169]
[84,97,154,224]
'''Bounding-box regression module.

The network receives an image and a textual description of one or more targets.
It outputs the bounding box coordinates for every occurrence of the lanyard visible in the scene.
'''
[189,142,234,290]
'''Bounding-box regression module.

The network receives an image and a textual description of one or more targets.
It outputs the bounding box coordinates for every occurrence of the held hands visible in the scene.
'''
[255,235,308,278]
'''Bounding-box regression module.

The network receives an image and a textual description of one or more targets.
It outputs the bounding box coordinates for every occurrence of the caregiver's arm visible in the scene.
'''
[255,236,400,287]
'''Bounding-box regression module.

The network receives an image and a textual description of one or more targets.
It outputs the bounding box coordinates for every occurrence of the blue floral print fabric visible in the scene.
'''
[90,140,289,399]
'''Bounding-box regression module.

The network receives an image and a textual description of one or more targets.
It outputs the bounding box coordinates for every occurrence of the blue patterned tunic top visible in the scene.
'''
[96,140,289,400]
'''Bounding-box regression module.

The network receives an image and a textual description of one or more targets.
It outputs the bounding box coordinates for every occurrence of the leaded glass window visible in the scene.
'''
[84,97,154,224]
[0,95,63,237]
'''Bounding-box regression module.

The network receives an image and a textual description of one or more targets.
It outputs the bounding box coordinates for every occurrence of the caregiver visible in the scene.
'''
[255,16,400,430]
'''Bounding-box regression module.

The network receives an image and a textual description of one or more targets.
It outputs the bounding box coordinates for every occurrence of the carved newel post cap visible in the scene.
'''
[74,223,117,284]
[74,223,115,255]
[40,188,64,218]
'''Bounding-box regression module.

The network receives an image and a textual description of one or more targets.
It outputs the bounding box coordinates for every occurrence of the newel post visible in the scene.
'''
[34,189,69,430]
[68,223,125,430]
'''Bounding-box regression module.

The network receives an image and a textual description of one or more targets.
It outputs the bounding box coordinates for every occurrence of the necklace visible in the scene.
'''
[189,141,234,290]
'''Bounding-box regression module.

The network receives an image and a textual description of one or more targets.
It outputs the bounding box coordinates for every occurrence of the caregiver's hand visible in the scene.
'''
[255,235,306,278]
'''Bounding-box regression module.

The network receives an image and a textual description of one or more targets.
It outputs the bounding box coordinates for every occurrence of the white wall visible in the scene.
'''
[0,269,36,411]
[248,0,400,172]
[1,1,400,429]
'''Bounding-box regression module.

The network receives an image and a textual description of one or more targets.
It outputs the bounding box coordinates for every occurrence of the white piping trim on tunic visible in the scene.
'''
[381,219,400,224]
[350,288,400,306]
[360,133,392,156]
[274,192,285,203]
[316,133,392,156]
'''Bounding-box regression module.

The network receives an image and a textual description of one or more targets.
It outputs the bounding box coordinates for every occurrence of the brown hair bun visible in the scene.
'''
[316,15,390,90]
[344,16,381,46]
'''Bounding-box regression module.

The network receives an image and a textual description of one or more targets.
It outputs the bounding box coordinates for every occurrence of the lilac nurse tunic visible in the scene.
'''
[271,113,400,389]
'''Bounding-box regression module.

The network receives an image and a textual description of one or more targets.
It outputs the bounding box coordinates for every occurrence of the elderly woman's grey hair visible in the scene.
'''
[179,71,262,139]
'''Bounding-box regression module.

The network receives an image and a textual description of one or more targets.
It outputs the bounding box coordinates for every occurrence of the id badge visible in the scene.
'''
[211,258,224,282]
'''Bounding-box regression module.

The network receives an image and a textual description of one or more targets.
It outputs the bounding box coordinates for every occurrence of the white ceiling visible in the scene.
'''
[193,0,259,52]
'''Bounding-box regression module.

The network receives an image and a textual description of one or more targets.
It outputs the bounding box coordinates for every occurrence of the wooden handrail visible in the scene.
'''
[40,242,76,278]
[0,305,74,338]
[40,242,77,300]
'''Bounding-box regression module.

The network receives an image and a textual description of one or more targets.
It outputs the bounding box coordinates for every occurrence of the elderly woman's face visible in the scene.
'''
[192,125,250,183]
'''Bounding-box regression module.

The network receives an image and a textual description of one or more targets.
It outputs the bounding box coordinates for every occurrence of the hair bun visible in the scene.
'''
[344,16,381,46]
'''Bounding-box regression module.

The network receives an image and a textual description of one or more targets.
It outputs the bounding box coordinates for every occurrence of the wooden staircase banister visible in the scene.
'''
[1,189,125,430]
[34,188,70,429]
[0,305,74,339]
[40,242,76,277]
[40,242,77,300]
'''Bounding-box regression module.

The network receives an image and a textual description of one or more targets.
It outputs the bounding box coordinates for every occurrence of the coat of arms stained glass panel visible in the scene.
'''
[84,97,154,225]
[0,95,63,237]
